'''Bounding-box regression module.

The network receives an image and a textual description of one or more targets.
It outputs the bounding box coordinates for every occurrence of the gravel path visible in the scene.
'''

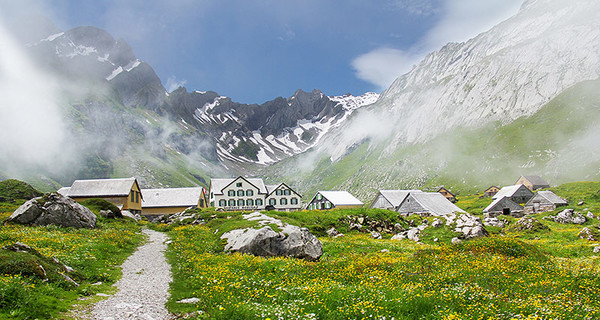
[92,228,173,320]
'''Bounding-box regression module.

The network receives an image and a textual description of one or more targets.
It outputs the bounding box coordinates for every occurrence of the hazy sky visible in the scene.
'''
[0,0,522,104]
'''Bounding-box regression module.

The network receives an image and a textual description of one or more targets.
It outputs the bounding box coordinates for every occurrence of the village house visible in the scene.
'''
[141,187,208,218]
[483,186,500,198]
[209,177,302,211]
[396,192,465,217]
[483,196,524,217]
[265,183,303,211]
[209,177,268,211]
[524,190,568,214]
[515,175,550,191]
[58,177,143,214]
[492,184,534,204]
[437,187,457,203]
[306,191,363,210]
[369,190,422,210]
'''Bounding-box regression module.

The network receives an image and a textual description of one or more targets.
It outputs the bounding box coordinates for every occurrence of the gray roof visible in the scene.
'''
[376,190,422,207]
[57,187,71,196]
[484,196,523,213]
[67,177,137,197]
[266,184,279,194]
[492,184,531,200]
[519,175,550,187]
[528,190,567,205]
[210,177,267,195]
[319,191,363,206]
[401,192,466,215]
[141,187,204,208]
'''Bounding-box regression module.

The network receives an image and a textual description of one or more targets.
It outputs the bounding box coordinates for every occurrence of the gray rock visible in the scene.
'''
[391,233,406,241]
[406,227,421,242]
[586,212,595,220]
[334,233,345,238]
[451,237,461,245]
[349,223,362,230]
[484,217,506,228]
[554,209,586,224]
[121,210,140,222]
[370,231,382,239]
[578,200,585,206]
[578,227,600,241]
[100,210,117,219]
[431,218,443,228]
[221,225,323,261]
[380,249,390,253]
[326,227,339,237]
[9,193,96,229]
[177,297,201,304]
[394,223,405,232]
[455,214,488,239]
[593,246,600,254]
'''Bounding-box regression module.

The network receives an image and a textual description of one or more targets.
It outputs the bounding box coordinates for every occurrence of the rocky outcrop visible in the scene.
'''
[454,214,488,239]
[509,217,549,232]
[8,193,96,229]
[579,226,600,241]
[220,212,322,261]
[548,209,587,224]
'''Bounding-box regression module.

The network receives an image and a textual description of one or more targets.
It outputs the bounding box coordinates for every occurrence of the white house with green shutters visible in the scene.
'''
[209,177,302,211]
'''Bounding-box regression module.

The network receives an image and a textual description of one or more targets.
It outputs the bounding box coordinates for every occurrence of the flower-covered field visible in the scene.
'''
[165,224,600,319]
[0,204,144,319]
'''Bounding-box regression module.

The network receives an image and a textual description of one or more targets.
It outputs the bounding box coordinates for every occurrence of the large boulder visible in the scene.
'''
[221,225,323,261]
[455,214,488,239]
[8,193,96,229]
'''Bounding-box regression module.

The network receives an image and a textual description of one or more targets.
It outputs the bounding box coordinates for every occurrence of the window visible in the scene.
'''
[269,198,276,205]
[228,199,236,207]
[280,198,288,205]
[275,190,281,196]
[135,192,139,203]
[247,199,254,206]
[256,199,263,206]
[325,202,332,209]
[291,198,298,205]
[317,194,322,200]
[246,189,254,196]
[219,199,226,207]
[237,199,245,206]
[236,182,242,187]
[284,190,291,196]
[130,192,135,202]
[228,190,235,197]
[237,190,244,197]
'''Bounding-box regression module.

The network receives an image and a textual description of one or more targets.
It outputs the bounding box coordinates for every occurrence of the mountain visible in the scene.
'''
[262,0,600,200]
[2,20,377,190]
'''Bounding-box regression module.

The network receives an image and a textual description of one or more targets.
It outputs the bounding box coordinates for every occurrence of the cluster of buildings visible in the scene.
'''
[55,174,564,219]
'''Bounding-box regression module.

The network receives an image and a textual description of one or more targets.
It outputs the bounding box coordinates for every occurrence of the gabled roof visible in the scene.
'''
[67,177,139,198]
[492,184,532,200]
[210,177,268,195]
[57,187,71,196]
[437,187,455,196]
[375,190,422,207]
[484,186,500,192]
[318,191,363,206]
[265,182,302,197]
[518,175,550,187]
[141,187,204,208]
[484,196,523,213]
[527,190,567,205]
[402,192,466,215]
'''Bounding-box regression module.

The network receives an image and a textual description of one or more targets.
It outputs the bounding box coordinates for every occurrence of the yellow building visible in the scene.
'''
[59,177,143,214]
[141,187,208,218]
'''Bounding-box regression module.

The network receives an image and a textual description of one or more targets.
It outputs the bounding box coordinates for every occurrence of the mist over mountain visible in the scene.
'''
[263,0,600,199]
[0,18,377,190]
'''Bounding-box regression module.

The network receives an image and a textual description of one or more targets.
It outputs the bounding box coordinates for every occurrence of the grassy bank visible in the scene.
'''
[0,202,144,319]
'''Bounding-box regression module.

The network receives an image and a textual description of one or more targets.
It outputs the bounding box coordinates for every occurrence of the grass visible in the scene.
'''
[0,201,144,319]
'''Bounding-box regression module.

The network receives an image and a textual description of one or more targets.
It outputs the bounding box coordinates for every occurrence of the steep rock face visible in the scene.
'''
[376,0,600,146]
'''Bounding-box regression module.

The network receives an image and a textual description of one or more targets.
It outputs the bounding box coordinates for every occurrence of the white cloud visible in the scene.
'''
[0,21,70,171]
[165,76,187,92]
[351,48,421,89]
[352,0,523,89]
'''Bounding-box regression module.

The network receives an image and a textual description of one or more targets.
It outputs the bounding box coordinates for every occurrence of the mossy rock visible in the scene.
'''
[79,198,122,218]
[0,179,43,201]
[0,243,81,287]
[506,216,550,233]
